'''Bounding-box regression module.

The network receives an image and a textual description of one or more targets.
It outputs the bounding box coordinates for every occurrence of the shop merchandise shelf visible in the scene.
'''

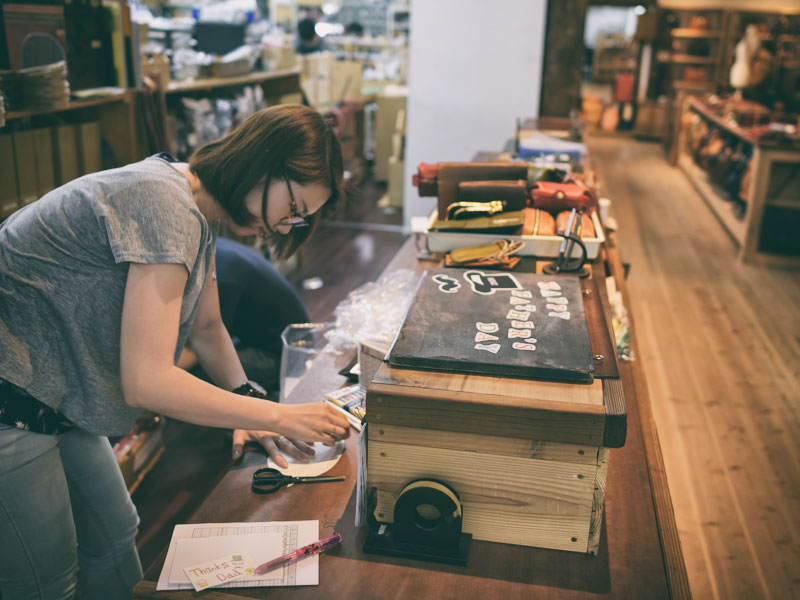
[677,96,800,266]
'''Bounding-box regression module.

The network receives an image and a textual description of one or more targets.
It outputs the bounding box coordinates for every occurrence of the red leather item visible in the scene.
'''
[530,182,595,213]
[613,72,636,103]
[418,162,439,179]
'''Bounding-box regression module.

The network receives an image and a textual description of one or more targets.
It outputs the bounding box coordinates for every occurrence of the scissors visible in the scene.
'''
[251,467,345,495]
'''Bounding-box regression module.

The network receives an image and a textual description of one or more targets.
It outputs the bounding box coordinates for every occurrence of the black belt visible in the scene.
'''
[0,378,75,435]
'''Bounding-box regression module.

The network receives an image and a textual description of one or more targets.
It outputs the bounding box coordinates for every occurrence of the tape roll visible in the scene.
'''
[393,479,463,547]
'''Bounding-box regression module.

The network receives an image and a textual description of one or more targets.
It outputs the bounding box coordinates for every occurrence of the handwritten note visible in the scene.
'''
[184,553,255,591]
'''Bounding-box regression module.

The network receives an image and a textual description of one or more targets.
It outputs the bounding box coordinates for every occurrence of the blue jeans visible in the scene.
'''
[0,425,142,599]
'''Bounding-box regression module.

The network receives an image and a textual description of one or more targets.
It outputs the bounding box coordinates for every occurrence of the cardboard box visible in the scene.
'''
[300,77,319,110]
[367,364,624,553]
[263,45,297,71]
[12,129,38,206]
[331,60,363,103]
[315,75,331,107]
[301,75,333,112]
[426,210,606,259]
[32,127,55,197]
[0,133,20,218]
[141,53,171,89]
[300,51,333,79]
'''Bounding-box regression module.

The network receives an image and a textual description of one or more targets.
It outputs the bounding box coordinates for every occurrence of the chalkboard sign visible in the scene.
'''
[387,268,594,383]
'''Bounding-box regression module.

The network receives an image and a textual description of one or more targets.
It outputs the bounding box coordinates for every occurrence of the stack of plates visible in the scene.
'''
[0,60,70,113]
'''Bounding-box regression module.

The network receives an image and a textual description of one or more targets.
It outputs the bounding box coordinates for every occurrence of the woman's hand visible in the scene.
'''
[276,403,351,447]
[232,430,316,468]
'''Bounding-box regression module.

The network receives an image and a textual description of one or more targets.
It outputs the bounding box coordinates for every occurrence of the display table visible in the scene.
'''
[677,96,800,267]
[132,232,689,599]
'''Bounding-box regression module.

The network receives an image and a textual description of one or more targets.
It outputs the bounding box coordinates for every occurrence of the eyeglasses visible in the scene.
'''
[261,171,310,231]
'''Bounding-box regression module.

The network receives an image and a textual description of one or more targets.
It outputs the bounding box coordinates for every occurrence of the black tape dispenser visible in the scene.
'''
[363,478,472,565]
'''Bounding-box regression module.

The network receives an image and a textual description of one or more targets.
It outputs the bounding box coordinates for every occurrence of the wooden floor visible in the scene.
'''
[588,136,800,600]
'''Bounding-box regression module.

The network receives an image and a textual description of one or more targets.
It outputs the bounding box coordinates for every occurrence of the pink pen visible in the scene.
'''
[253,533,343,576]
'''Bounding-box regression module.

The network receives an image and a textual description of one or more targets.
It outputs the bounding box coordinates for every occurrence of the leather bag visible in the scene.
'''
[530,181,595,213]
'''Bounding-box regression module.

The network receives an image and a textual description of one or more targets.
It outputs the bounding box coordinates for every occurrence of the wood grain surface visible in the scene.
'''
[372,363,604,405]
[369,439,597,551]
[369,424,599,464]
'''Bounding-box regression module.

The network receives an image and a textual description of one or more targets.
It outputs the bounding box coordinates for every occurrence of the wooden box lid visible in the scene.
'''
[366,364,626,448]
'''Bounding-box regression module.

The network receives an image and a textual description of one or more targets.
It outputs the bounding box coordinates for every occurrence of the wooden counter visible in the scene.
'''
[133,236,689,599]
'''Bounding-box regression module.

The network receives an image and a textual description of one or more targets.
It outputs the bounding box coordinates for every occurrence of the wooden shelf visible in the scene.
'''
[165,67,300,95]
[673,80,715,91]
[685,96,800,149]
[678,154,746,246]
[759,33,800,41]
[686,96,760,145]
[768,197,800,210]
[671,28,721,38]
[679,96,800,265]
[3,91,135,122]
[669,54,717,65]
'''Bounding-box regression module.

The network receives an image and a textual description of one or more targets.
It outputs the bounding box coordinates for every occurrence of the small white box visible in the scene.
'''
[426,210,605,259]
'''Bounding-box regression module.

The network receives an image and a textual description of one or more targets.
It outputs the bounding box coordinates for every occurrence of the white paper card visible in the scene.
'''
[266,440,345,477]
[157,521,319,591]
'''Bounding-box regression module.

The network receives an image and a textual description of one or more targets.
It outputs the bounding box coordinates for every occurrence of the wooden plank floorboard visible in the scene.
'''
[588,136,800,600]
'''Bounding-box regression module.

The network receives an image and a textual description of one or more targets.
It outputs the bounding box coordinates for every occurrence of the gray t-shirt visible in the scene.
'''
[0,156,218,435]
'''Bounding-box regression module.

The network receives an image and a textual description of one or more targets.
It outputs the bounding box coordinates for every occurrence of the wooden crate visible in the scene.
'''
[366,364,623,554]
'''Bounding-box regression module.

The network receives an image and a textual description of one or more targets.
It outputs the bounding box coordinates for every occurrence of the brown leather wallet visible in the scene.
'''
[456,180,528,210]
[437,162,528,218]
[521,207,556,236]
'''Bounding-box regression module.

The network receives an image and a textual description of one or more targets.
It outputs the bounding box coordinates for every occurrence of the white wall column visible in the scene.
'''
[403,0,548,230]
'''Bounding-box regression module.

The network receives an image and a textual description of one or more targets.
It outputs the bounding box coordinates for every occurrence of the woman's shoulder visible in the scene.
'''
[115,155,193,196]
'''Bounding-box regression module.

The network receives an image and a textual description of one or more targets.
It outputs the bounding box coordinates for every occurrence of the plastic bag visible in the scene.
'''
[324,268,419,354]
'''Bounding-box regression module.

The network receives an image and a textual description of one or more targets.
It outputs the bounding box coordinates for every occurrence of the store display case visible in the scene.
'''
[646,7,800,147]
[653,9,727,97]
[677,95,800,266]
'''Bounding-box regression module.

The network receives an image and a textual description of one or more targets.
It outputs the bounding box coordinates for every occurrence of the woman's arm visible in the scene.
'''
[120,262,349,442]
[185,256,247,390]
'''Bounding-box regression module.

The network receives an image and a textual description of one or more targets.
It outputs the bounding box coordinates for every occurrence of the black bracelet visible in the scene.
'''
[231,380,269,400]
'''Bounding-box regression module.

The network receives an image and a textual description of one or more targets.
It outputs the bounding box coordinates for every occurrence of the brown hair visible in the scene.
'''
[189,105,344,258]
